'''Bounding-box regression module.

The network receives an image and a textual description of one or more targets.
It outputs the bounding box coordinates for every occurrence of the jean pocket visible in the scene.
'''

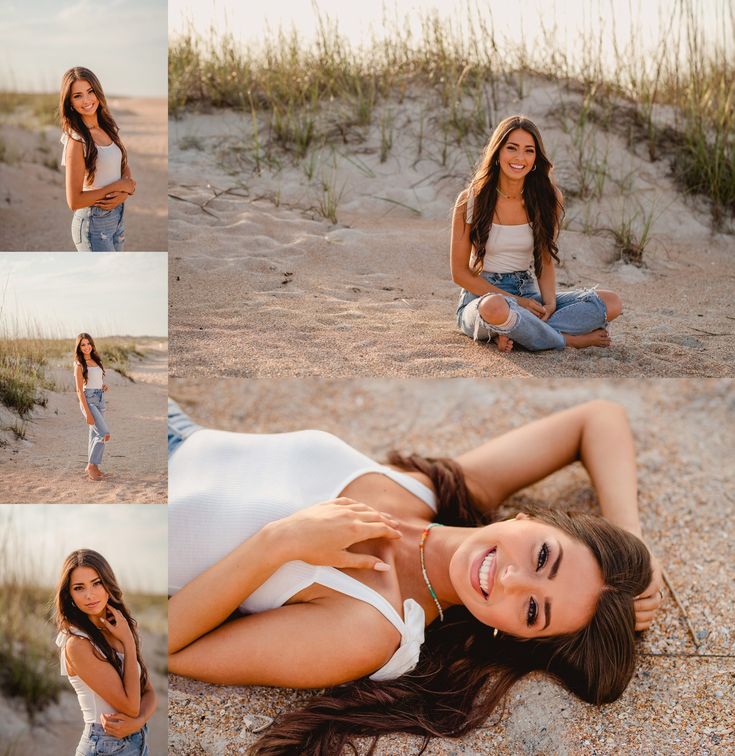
[94,735,128,755]
[72,215,87,246]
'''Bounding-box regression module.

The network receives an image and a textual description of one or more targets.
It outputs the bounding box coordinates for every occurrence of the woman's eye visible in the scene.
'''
[536,543,548,571]
[527,597,538,626]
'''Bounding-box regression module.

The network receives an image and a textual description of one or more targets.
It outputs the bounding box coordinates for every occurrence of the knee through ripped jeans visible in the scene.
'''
[456,270,608,351]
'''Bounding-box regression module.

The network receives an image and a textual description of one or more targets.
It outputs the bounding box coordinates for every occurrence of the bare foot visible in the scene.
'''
[103,434,111,443]
[86,464,103,481]
[496,335,514,353]
[564,329,611,349]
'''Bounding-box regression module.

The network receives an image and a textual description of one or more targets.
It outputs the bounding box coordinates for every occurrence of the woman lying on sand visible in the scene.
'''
[168,398,662,754]
[74,333,111,481]
[55,550,157,756]
[452,115,621,352]
[60,67,136,252]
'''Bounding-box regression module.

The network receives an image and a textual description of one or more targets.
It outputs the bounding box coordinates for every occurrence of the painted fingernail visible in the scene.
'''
[374,562,391,571]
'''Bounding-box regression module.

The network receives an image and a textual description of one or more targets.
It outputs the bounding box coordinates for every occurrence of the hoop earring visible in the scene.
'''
[492,627,499,638]
[532,164,537,171]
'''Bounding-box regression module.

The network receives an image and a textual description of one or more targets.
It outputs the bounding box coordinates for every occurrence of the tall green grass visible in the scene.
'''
[169,0,734,224]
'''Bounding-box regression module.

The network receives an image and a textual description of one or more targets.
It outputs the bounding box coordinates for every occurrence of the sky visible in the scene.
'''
[0,253,167,338]
[169,0,729,66]
[0,504,167,593]
[0,0,167,96]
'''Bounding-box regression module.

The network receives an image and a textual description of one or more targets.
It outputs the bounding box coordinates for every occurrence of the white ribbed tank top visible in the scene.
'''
[465,191,534,273]
[169,428,438,681]
[56,628,138,725]
[84,365,104,390]
[60,132,122,190]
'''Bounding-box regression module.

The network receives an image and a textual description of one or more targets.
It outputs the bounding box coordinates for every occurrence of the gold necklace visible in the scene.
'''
[419,523,445,622]
[496,186,523,201]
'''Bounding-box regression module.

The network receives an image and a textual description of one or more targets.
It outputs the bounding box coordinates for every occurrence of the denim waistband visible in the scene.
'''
[84,388,104,394]
[83,721,148,739]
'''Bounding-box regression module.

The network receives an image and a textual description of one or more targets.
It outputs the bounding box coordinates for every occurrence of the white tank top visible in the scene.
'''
[60,132,122,190]
[56,628,138,725]
[83,365,104,390]
[169,429,437,681]
[465,191,534,273]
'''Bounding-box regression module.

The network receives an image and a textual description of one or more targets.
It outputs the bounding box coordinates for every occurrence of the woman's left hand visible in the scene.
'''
[633,548,663,631]
[102,384,109,392]
[100,712,141,738]
[540,300,556,321]
[95,191,127,211]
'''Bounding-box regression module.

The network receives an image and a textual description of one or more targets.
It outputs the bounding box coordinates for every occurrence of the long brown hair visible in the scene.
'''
[74,332,105,385]
[54,549,149,697]
[466,115,563,278]
[251,453,652,755]
[59,67,127,186]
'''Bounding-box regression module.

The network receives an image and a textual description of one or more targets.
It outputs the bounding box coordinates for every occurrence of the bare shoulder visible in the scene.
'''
[455,188,470,208]
[65,633,93,661]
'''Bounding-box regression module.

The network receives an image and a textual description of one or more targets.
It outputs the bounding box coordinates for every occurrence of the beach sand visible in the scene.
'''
[0,609,168,755]
[0,97,167,252]
[168,79,734,378]
[0,341,167,504]
[167,377,734,754]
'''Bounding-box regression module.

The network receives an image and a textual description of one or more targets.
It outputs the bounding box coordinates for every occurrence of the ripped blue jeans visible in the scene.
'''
[456,271,608,351]
[72,204,125,252]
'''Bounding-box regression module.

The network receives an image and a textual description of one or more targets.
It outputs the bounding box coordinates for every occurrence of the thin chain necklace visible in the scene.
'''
[419,523,445,622]
[496,186,523,200]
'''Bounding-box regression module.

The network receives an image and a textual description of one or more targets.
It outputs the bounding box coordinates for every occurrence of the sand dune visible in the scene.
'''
[167,377,734,754]
[0,97,167,252]
[0,342,167,504]
[168,80,734,378]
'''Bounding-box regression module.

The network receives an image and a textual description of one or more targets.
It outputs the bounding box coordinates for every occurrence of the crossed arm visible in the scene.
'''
[64,137,136,211]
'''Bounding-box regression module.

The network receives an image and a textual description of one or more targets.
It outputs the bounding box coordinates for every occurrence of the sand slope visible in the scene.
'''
[167,377,734,754]
[169,81,734,378]
[0,342,168,504]
[0,97,167,252]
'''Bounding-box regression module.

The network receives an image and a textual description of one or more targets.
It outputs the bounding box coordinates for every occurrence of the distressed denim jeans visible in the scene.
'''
[74,722,149,756]
[168,399,203,459]
[457,270,608,351]
[82,389,109,465]
[72,204,125,251]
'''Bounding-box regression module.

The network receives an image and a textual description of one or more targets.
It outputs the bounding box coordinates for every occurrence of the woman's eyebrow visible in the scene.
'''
[549,542,563,580]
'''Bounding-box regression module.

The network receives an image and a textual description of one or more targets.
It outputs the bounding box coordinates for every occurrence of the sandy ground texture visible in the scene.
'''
[167,378,734,755]
[168,78,734,378]
[0,341,167,504]
[0,612,168,755]
[0,97,168,251]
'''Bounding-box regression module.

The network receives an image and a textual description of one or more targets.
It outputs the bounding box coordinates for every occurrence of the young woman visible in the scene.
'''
[60,67,136,251]
[167,398,663,754]
[74,333,110,481]
[451,115,622,352]
[55,549,157,756]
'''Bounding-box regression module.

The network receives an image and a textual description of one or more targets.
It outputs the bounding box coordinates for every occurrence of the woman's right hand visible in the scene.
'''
[121,177,136,194]
[100,606,135,647]
[86,413,95,426]
[514,297,547,318]
[265,498,402,571]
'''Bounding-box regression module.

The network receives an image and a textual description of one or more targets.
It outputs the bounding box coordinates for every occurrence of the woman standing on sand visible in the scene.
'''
[74,333,111,481]
[55,550,156,756]
[167,398,663,754]
[452,115,622,352]
[60,67,136,251]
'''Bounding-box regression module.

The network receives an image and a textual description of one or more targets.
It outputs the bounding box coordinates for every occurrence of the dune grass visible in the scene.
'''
[0,329,145,417]
[0,92,58,127]
[169,0,734,226]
